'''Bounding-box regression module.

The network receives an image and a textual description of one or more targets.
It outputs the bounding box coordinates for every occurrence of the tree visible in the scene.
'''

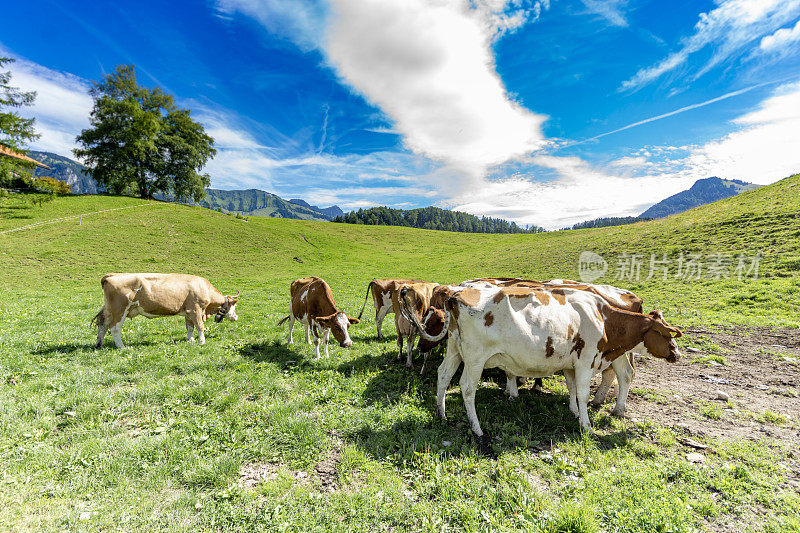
[0,57,39,184]
[75,65,215,202]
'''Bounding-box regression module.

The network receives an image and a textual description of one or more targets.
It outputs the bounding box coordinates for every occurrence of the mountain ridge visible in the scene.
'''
[640,177,761,219]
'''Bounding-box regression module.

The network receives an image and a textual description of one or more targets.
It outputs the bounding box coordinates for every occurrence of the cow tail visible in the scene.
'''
[357,281,374,320]
[276,315,290,327]
[91,307,106,328]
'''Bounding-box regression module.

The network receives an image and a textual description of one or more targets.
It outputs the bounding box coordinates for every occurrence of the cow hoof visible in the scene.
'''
[476,434,496,458]
[611,408,628,418]
[589,399,603,408]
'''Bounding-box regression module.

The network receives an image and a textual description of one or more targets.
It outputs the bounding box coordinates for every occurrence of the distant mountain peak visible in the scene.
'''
[640,177,760,219]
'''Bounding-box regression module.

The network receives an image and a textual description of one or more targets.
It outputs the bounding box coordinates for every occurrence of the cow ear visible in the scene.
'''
[348,316,360,325]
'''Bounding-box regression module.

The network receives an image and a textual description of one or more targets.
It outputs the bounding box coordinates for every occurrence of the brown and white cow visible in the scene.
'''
[277,276,359,358]
[393,281,439,369]
[92,273,239,349]
[460,277,644,414]
[357,279,425,339]
[406,284,681,441]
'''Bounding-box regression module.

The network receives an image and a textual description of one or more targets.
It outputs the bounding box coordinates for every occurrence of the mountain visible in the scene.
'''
[199,189,332,221]
[289,199,344,219]
[29,150,101,194]
[640,177,761,219]
[334,205,545,234]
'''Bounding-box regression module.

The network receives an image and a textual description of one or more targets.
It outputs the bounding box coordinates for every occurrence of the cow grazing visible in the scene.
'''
[92,273,239,349]
[357,279,425,339]
[406,284,681,441]
[278,276,359,358]
[394,282,439,369]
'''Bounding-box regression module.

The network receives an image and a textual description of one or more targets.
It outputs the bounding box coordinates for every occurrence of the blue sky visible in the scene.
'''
[2,0,799,228]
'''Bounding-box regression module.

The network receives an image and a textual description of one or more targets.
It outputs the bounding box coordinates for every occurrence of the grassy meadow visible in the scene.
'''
[0,175,798,531]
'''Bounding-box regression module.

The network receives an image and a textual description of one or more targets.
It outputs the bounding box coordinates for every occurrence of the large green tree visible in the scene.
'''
[75,65,215,202]
[0,57,39,183]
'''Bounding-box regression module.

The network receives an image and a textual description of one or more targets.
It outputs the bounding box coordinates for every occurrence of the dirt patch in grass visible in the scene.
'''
[314,448,342,493]
[238,462,280,488]
[602,325,799,448]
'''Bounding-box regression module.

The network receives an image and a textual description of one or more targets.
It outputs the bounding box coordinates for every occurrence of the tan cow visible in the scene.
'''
[357,279,425,339]
[277,276,359,358]
[393,281,439,369]
[92,273,239,349]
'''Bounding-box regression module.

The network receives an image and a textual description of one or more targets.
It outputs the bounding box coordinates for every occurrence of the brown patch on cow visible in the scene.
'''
[455,288,481,307]
[596,305,653,362]
[549,288,567,305]
[571,334,585,358]
[492,291,505,304]
[545,337,555,358]
[567,325,575,338]
[484,312,494,327]
[591,354,599,369]
[533,291,551,305]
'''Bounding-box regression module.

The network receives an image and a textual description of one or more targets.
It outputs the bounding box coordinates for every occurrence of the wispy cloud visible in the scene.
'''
[579,0,628,27]
[1,48,93,156]
[621,0,800,91]
[759,19,800,52]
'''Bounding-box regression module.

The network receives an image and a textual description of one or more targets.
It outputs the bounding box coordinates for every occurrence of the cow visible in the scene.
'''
[277,276,359,358]
[356,279,425,339]
[91,273,239,349]
[404,284,681,444]
[460,277,644,412]
[393,281,439,369]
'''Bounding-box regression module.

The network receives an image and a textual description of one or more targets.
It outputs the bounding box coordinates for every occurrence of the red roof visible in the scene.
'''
[0,144,50,169]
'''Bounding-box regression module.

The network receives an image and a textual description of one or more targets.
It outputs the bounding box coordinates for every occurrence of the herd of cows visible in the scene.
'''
[91,273,683,448]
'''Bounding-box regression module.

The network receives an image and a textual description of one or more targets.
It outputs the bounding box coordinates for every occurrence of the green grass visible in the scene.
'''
[695,354,728,366]
[1,176,799,531]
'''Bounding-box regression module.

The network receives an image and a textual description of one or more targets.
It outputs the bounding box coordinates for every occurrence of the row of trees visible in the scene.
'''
[567,216,650,230]
[1,59,214,202]
[333,206,545,234]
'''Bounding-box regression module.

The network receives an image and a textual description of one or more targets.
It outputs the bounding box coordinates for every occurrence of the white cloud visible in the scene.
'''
[759,19,800,52]
[324,0,547,183]
[621,0,800,91]
[214,0,327,51]
[579,0,628,27]
[2,52,93,156]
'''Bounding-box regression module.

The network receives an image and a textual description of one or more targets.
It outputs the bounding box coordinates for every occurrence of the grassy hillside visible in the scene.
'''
[0,175,798,531]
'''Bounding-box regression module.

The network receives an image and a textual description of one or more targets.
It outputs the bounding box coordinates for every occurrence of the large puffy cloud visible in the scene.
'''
[621,0,800,91]
[324,0,547,182]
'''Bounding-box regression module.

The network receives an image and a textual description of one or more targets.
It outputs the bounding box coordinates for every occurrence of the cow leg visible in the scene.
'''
[376,305,390,340]
[420,352,429,376]
[110,318,126,349]
[185,316,195,342]
[396,334,404,362]
[610,355,635,417]
[532,378,543,392]
[505,373,519,399]
[590,368,616,407]
[436,344,462,419]
[304,324,312,345]
[95,308,109,348]
[574,366,594,432]
[195,316,206,345]
[405,332,416,369]
[460,363,485,438]
[563,369,578,416]
[312,325,322,359]
[323,328,330,357]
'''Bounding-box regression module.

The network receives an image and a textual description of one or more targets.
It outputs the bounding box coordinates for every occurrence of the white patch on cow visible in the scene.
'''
[337,312,352,346]
[301,289,309,302]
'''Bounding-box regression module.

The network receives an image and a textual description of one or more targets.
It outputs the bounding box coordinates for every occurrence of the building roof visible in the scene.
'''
[0,144,50,169]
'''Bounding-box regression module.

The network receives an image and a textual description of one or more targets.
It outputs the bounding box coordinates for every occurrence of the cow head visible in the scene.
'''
[317,311,359,348]
[643,310,682,362]
[417,308,447,353]
[399,284,433,325]
[215,293,240,323]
